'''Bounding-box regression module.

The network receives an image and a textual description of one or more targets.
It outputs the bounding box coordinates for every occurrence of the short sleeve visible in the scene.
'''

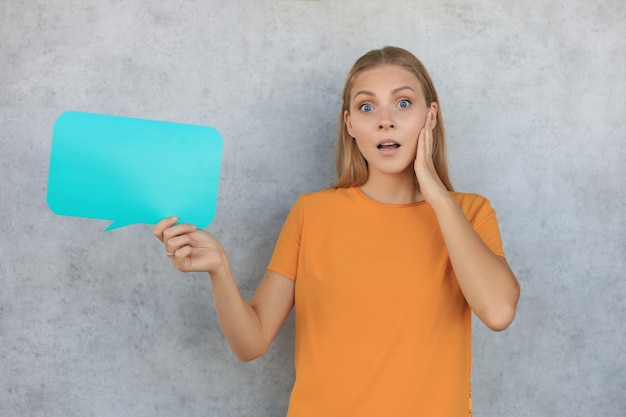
[267,195,304,281]
[456,194,506,259]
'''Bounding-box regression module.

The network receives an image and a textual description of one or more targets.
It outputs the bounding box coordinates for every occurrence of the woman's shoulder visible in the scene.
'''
[300,186,357,202]
[450,191,498,224]
[449,191,489,204]
[287,187,359,213]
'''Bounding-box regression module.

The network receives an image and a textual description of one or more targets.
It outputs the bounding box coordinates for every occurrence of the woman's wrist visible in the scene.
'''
[425,189,455,211]
[208,253,232,282]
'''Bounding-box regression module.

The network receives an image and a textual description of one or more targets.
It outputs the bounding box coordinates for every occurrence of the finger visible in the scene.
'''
[166,233,196,254]
[175,245,193,261]
[417,126,425,151]
[162,223,197,242]
[153,217,178,241]
[424,112,434,157]
[172,245,193,271]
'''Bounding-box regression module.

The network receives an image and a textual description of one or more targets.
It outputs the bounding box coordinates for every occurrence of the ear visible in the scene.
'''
[344,110,355,138]
[428,102,439,129]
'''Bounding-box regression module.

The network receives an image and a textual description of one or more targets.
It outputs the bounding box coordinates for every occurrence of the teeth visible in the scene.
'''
[377,141,400,149]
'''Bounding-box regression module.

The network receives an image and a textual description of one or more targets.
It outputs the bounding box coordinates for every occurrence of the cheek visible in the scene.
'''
[407,137,419,157]
[353,138,375,163]
[404,121,422,155]
[353,138,367,156]
[409,117,426,140]
[347,114,368,135]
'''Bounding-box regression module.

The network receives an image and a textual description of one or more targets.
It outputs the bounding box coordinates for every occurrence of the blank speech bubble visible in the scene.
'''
[47,111,223,231]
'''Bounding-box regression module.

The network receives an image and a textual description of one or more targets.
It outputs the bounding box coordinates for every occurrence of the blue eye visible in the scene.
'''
[359,103,374,112]
[398,99,411,108]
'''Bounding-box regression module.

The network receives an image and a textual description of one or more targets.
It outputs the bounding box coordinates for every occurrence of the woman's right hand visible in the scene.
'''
[154,217,295,362]
[153,217,227,274]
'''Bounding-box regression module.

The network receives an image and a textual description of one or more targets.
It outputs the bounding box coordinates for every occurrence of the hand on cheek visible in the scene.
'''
[415,112,447,204]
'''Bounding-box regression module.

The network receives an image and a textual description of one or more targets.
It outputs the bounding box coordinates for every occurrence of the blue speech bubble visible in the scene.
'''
[47,111,222,231]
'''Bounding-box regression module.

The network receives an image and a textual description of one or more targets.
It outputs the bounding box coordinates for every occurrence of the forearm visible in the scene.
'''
[155,219,281,359]
[208,262,268,361]
[430,194,520,331]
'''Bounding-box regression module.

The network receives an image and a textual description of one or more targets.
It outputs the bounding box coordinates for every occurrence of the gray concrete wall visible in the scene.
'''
[1,0,624,415]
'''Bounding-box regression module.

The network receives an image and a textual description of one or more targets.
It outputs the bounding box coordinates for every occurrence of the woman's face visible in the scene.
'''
[344,64,437,180]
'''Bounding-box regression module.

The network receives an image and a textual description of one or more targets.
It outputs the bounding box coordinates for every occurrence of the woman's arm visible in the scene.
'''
[415,113,520,331]
[427,196,520,331]
[154,217,295,361]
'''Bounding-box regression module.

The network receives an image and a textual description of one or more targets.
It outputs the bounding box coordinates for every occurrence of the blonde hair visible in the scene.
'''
[331,46,454,191]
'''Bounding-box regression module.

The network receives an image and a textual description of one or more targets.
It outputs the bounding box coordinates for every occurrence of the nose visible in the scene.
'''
[378,108,395,130]
[378,119,395,130]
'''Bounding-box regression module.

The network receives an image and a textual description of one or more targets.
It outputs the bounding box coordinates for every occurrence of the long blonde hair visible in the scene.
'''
[331,46,454,191]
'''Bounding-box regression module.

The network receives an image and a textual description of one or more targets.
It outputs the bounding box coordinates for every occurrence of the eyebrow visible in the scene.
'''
[353,85,416,100]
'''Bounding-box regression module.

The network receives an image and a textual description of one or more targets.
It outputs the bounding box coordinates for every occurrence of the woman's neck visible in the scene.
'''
[359,171,424,205]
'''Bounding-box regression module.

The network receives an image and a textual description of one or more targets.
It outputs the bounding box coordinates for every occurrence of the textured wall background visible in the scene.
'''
[1,0,624,416]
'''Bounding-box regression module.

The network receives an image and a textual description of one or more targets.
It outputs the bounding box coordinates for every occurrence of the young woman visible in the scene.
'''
[153,46,520,416]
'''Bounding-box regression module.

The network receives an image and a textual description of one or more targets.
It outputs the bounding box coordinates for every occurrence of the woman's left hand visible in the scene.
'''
[414,112,449,205]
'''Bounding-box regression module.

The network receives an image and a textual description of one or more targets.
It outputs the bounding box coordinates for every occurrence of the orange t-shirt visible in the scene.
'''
[267,187,505,417]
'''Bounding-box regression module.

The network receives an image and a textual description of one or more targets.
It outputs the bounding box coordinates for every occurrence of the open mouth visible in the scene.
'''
[377,141,400,150]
